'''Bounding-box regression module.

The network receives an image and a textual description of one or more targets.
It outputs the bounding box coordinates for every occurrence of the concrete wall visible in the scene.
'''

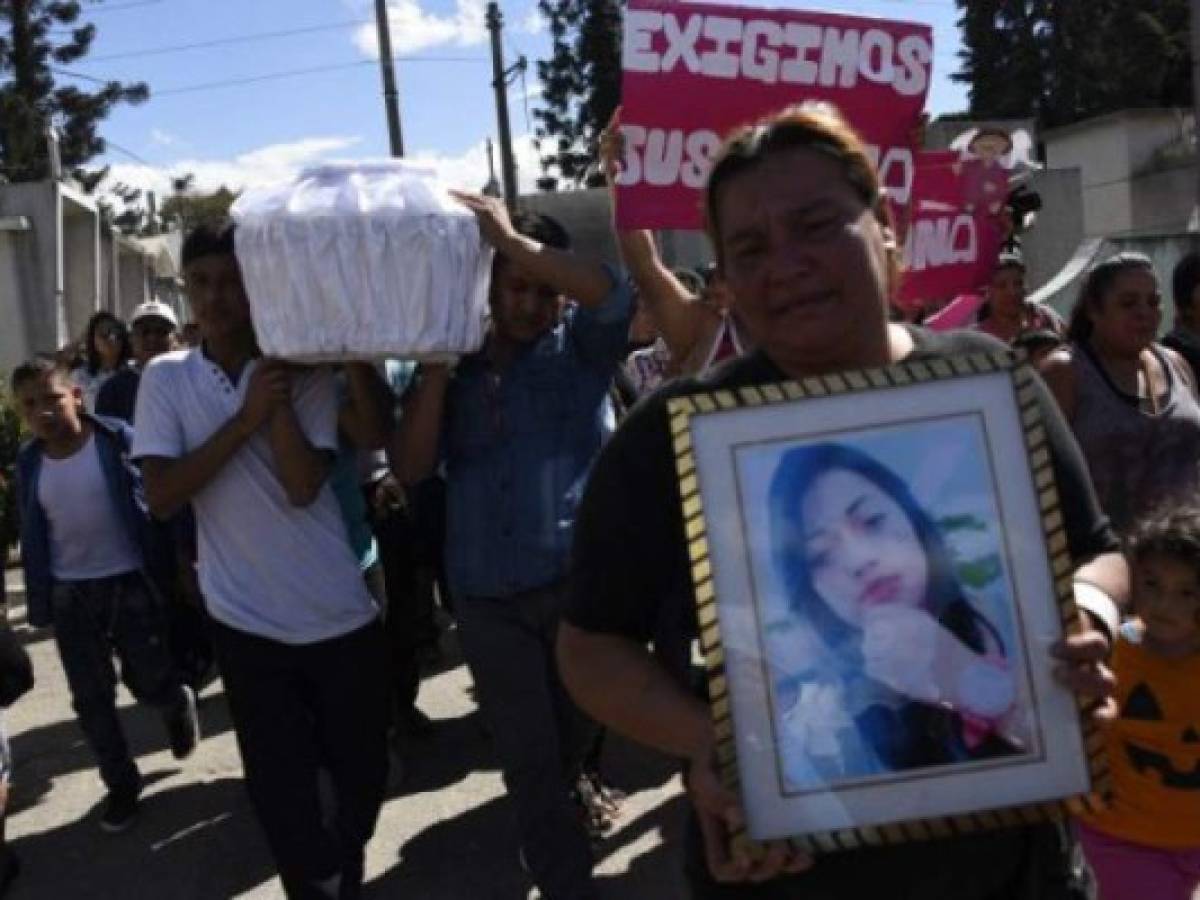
[519,187,717,275]
[1130,161,1197,235]
[1044,109,1196,238]
[1019,168,1085,301]
[0,182,62,370]
[61,196,99,343]
[0,180,163,376]
[1046,122,1133,237]
[0,231,33,377]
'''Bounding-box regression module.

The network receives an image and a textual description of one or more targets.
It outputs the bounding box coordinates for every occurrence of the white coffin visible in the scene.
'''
[230,161,492,361]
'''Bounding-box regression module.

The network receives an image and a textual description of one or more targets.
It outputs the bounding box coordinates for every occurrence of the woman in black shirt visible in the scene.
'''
[559,104,1127,899]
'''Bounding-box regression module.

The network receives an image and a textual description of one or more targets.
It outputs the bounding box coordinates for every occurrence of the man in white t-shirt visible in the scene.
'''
[132,222,389,899]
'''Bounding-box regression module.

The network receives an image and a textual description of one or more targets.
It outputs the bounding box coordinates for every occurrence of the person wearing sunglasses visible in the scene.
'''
[72,312,133,413]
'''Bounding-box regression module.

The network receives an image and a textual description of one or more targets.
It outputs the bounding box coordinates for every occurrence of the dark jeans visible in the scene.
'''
[210,618,390,900]
[370,503,424,717]
[456,581,597,900]
[683,810,1086,899]
[50,572,187,795]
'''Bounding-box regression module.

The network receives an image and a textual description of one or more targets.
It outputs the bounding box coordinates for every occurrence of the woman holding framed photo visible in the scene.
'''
[559,103,1128,898]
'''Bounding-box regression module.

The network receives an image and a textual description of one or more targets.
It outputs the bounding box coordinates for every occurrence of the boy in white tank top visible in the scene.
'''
[11,359,199,834]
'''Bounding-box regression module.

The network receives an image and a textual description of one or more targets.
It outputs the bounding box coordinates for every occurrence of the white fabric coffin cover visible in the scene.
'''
[230,161,492,361]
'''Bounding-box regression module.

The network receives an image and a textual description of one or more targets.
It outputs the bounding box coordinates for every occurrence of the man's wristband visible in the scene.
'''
[1072,581,1120,645]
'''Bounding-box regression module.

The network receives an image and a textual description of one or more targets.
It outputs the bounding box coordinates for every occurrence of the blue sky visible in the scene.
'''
[67,0,967,200]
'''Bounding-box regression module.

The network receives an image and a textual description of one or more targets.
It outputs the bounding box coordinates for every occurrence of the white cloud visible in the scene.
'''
[101,135,364,203]
[403,133,542,194]
[520,6,545,35]
[99,133,554,214]
[149,128,181,148]
[353,0,487,57]
[517,81,543,103]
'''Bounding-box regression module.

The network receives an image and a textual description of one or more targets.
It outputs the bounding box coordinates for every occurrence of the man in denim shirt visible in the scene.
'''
[394,193,632,900]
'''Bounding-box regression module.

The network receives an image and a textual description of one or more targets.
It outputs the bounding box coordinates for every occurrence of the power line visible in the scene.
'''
[85,0,166,13]
[154,57,483,97]
[53,56,486,99]
[51,66,111,85]
[103,139,155,167]
[86,20,370,62]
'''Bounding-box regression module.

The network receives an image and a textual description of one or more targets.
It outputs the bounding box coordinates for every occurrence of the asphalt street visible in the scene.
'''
[1,566,688,899]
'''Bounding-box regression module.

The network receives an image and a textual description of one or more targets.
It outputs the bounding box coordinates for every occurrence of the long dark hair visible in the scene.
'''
[83,311,131,376]
[768,442,985,672]
[1066,252,1156,343]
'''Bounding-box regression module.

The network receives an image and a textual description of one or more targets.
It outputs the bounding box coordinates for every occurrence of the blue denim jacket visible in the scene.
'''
[444,275,633,599]
[16,415,163,627]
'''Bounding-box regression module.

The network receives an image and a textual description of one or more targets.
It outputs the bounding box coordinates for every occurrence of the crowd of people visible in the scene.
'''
[2,101,1200,900]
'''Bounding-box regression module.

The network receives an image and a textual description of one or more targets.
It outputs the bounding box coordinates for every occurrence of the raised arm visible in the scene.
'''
[338,362,394,451]
[388,363,451,486]
[451,191,614,308]
[600,109,703,362]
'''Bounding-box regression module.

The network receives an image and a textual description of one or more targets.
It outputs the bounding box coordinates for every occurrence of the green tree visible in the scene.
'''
[955,0,1192,129]
[159,180,237,233]
[0,0,149,189]
[532,0,622,191]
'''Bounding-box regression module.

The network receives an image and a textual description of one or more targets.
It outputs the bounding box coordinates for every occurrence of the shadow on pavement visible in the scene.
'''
[7,775,275,900]
[370,794,530,900]
[595,793,688,900]
[387,707,500,800]
[9,690,235,817]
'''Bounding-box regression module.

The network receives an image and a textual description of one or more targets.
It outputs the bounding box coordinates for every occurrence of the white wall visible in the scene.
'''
[1044,110,1195,239]
[0,233,32,379]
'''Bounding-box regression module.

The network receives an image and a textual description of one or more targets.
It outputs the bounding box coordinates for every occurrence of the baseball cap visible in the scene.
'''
[130,300,179,329]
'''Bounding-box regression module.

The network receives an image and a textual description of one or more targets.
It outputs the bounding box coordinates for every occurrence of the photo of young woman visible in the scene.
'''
[755,439,1035,790]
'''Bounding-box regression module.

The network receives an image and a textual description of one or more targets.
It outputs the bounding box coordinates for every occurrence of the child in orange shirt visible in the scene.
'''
[1077,501,1200,900]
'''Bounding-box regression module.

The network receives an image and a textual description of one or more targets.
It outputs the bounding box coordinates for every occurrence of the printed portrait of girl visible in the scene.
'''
[760,441,1035,791]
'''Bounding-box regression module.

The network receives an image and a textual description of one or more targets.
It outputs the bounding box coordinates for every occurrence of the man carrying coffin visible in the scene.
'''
[393,193,634,900]
[133,223,390,899]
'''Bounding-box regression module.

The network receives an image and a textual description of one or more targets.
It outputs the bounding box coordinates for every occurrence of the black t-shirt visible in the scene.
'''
[95,367,141,424]
[566,327,1118,899]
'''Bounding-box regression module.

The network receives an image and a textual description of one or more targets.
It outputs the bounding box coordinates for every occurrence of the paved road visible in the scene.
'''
[2,567,688,899]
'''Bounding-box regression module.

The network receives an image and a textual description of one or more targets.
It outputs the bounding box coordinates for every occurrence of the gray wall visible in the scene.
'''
[1019,168,1085,306]
[0,180,163,377]
[1130,162,1197,235]
[62,201,99,342]
[0,231,34,378]
[519,187,716,275]
[0,182,63,371]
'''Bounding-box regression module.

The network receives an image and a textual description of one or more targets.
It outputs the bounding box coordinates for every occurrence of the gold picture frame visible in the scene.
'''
[669,350,1108,855]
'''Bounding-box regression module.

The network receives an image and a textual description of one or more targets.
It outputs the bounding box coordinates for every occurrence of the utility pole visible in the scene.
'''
[486,2,519,206]
[374,0,405,157]
[483,139,503,197]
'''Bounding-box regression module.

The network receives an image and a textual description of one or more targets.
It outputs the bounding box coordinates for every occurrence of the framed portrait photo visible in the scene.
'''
[669,352,1106,852]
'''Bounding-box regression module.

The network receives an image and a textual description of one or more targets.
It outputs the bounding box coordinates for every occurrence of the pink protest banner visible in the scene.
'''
[616,0,934,230]
[896,151,1008,311]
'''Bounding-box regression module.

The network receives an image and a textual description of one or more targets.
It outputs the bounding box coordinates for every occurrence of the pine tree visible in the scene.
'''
[532,0,621,191]
[955,0,1192,130]
[0,0,148,188]
[952,0,1047,122]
